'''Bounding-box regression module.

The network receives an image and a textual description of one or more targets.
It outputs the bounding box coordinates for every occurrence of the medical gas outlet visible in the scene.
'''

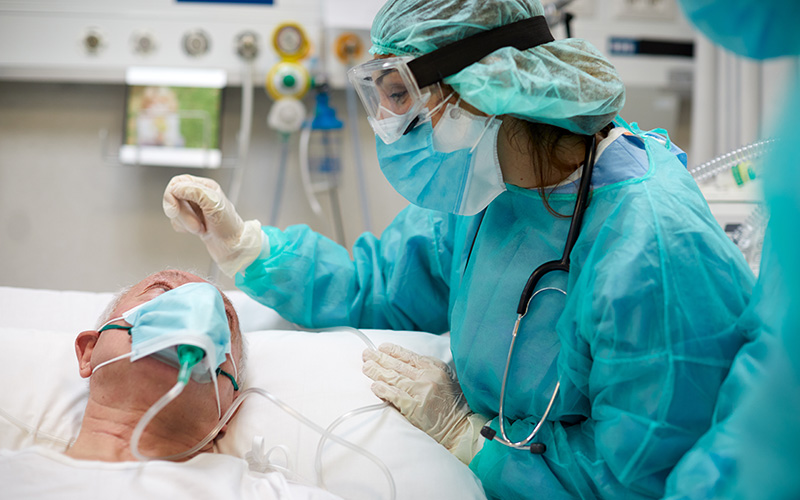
[82,28,105,55]
[266,62,310,133]
[266,62,310,100]
[334,33,365,65]
[236,31,260,61]
[131,31,157,56]
[183,29,211,57]
[273,22,310,61]
[266,22,312,133]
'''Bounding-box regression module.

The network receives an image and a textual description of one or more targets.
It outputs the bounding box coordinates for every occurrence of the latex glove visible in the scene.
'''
[163,174,264,277]
[362,343,487,464]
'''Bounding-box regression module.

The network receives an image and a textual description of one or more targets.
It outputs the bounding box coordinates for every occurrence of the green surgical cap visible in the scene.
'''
[370,0,626,135]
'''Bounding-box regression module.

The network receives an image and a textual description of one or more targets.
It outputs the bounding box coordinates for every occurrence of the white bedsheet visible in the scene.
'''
[1,446,342,500]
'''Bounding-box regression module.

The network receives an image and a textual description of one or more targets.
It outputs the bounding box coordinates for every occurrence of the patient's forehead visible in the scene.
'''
[113,270,241,345]
[114,270,203,315]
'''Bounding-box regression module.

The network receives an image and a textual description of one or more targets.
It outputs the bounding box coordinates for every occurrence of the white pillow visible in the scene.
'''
[0,288,486,500]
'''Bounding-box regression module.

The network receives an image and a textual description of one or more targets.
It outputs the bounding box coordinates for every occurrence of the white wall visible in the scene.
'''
[0,81,408,292]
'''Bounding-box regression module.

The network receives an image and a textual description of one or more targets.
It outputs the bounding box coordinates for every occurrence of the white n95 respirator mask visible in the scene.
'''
[376,100,505,216]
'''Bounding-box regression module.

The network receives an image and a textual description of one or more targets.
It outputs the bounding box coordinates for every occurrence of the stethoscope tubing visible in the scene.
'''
[488,135,598,454]
[516,135,597,315]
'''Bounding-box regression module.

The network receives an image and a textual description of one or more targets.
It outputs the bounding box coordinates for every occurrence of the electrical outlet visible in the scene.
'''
[615,0,677,21]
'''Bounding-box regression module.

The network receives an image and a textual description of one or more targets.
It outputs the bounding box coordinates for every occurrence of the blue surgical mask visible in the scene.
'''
[678,0,800,59]
[99,282,233,385]
[375,105,505,216]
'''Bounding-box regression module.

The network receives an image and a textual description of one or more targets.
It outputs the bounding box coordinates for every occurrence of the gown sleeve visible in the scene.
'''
[235,204,455,332]
[470,180,755,499]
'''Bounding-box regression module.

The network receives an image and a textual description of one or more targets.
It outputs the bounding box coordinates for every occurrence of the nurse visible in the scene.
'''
[163,0,755,497]
[663,1,800,498]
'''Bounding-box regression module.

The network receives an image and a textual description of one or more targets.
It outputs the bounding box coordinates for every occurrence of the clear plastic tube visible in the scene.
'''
[211,60,254,281]
[127,326,397,499]
[131,378,188,461]
[345,80,372,232]
[731,203,769,276]
[234,388,395,500]
[731,203,769,248]
[306,326,395,499]
[314,402,392,492]
[227,60,255,207]
[269,134,291,227]
[309,325,378,351]
[690,138,776,183]
[0,407,73,448]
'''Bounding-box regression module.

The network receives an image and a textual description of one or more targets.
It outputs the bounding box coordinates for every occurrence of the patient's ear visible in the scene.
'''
[75,330,99,378]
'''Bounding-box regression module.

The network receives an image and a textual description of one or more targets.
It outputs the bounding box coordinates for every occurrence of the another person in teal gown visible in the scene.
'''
[664,1,800,498]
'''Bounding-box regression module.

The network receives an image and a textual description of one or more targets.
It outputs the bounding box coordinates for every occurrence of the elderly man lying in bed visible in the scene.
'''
[0,269,341,500]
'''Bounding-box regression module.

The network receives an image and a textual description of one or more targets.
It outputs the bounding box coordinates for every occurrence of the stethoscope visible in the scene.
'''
[479,135,597,455]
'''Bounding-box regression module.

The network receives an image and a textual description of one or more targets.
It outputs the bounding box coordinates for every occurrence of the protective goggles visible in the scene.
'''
[347,16,555,144]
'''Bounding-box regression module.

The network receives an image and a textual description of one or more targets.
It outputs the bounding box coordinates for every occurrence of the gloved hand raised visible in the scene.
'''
[163,174,264,277]
[362,343,487,464]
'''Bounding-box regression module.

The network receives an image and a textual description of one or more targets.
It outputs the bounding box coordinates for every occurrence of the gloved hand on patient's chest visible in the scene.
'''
[163,174,264,277]
[362,343,488,464]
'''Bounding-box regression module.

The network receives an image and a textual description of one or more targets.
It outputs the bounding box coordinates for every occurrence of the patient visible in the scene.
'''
[0,269,341,500]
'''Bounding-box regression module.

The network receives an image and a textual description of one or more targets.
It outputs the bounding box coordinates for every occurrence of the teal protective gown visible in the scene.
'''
[663,84,800,500]
[236,123,755,499]
[661,0,800,495]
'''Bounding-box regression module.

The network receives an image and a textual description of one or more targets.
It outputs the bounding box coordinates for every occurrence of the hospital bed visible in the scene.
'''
[0,285,486,500]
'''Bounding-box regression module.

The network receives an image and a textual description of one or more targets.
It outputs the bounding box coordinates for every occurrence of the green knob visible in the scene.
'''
[282,74,297,88]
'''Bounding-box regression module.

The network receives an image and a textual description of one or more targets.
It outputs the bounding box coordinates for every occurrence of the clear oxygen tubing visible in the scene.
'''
[268,133,292,227]
[731,202,769,275]
[245,440,309,482]
[689,138,776,183]
[344,72,373,233]
[325,123,347,246]
[298,123,346,245]
[0,350,131,449]
[0,407,73,448]
[210,60,255,282]
[314,402,393,496]
[228,60,255,207]
[306,326,395,499]
[130,378,189,461]
[125,326,396,499]
[176,386,396,499]
[731,202,769,250]
[130,350,223,462]
[298,123,326,218]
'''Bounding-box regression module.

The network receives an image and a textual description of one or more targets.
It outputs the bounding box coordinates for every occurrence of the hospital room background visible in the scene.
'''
[1,0,795,293]
[1,1,799,498]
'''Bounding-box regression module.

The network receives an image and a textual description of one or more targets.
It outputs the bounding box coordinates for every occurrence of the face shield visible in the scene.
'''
[347,16,555,144]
